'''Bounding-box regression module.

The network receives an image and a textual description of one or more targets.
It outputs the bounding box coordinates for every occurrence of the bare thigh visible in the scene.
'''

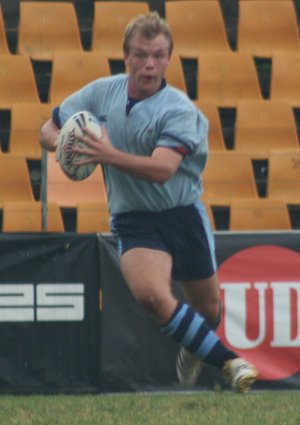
[181,272,221,324]
[120,247,178,324]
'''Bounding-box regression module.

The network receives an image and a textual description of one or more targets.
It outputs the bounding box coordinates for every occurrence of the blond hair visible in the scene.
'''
[123,11,173,55]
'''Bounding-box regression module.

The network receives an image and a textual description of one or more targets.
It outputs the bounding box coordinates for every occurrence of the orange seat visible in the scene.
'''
[202,152,258,206]
[229,198,291,231]
[234,100,299,159]
[165,1,232,58]
[0,155,35,202]
[76,201,110,233]
[46,152,107,208]
[166,54,187,93]
[0,6,10,54]
[194,101,226,151]
[17,2,83,61]
[237,1,300,58]
[270,52,300,107]
[2,201,64,232]
[267,149,300,204]
[92,2,149,59]
[197,53,262,107]
[9,103,53,160]
[0,55,40,108]
[49,51,111,104]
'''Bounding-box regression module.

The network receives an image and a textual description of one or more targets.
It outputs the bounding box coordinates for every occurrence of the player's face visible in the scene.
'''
[125,33,171,99]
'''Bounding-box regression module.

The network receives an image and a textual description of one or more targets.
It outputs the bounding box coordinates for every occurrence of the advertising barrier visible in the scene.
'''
[0,234,101,394]
[0,232,299,393]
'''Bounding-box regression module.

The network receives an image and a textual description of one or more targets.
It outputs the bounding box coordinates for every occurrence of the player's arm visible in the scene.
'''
[39,119,60,152]
[109,145,183,183]
[73,127,184,184]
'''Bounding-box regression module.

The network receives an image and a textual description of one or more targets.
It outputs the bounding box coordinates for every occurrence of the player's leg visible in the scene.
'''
[181,272,221,326]
[176,272,222,388]
[120,247,257,393]
[120,247,177,324]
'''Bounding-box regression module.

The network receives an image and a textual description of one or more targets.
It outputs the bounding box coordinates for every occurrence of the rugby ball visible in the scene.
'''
[56,110,102,181]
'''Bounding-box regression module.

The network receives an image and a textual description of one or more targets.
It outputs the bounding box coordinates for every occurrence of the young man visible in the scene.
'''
[40,12,257,392]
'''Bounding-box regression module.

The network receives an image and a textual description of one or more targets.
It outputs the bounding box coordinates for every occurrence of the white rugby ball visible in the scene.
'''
[56,110,102,181]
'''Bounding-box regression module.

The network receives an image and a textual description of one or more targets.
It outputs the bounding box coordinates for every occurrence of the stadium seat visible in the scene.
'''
[0,155,35,202]
[2,201,64,232]
[202,151,258,206]
[197,52,262,107]
[270,52,300,107]
[0,6,10,54]
[165,1,232,58]
[234,100,299,159]
[0,55,40,108]
[267,149,300,204]
[92,2,149,59]
[49,51,111,104]
[165,54,187,93]
[194,101,226,151]
[229,198,291,231]
[76,201,110,233]
[46,152,107,208]
[9,103,52,160]
[17,2,83,61]
[237,1,300,57]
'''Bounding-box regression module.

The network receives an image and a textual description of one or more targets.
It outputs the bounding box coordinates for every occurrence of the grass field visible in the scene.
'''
[0,391,300,425]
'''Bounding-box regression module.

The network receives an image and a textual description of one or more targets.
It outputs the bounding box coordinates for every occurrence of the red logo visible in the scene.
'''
[217,245,300,381]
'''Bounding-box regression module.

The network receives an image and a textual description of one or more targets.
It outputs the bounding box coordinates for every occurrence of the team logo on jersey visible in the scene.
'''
[217,245,300,381]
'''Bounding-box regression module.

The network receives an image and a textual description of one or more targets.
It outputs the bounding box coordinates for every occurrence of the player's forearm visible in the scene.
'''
[39,119,59,152]
[109,149,176,184]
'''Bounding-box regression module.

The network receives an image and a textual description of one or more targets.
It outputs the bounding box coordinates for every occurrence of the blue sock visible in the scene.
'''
[160,303,236,368]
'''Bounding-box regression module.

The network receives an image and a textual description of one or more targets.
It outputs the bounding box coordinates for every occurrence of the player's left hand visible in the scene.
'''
[72,126,117,165]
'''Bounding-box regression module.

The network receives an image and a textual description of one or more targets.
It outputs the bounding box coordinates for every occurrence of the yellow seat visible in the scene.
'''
[3,201,42,232]
[46,152,107,208]
[229,198,291,231]
[267,149,300,204]
[49,51,111,104]
[2,201,64,232]
[0,6,10,54]
[0,55,40,108]
[17,2,83,61]
[202,152,258,206]
[237,1,300,58]
[234,100,299,159]
[165,54,187,93]
[92,2,149,59]
[9,103,53,160]
[194,101,226,151]
[197,53,262,107]
[76,201,110,233]
[0,155,35,202]
[165,1,232,58]
[270,52,300,107]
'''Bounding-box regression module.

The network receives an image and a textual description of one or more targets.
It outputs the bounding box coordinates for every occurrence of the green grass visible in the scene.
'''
[0,391,300,425]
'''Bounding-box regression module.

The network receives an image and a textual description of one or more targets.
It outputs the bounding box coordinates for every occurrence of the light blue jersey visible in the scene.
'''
[58,74,209,214]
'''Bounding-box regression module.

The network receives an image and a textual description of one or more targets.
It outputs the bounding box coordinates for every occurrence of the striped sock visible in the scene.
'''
[161,303,236,368]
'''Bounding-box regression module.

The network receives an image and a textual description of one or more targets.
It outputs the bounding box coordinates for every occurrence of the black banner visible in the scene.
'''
[99,232,300,392]
[0,232,299,393]
[0,234,101,394]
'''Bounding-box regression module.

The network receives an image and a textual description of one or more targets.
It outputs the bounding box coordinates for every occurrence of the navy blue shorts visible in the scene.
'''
[111,203,217,281]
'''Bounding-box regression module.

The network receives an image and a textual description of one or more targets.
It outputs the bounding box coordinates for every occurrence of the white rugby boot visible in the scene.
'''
[223,358,257,393]
[176,347,203,388]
